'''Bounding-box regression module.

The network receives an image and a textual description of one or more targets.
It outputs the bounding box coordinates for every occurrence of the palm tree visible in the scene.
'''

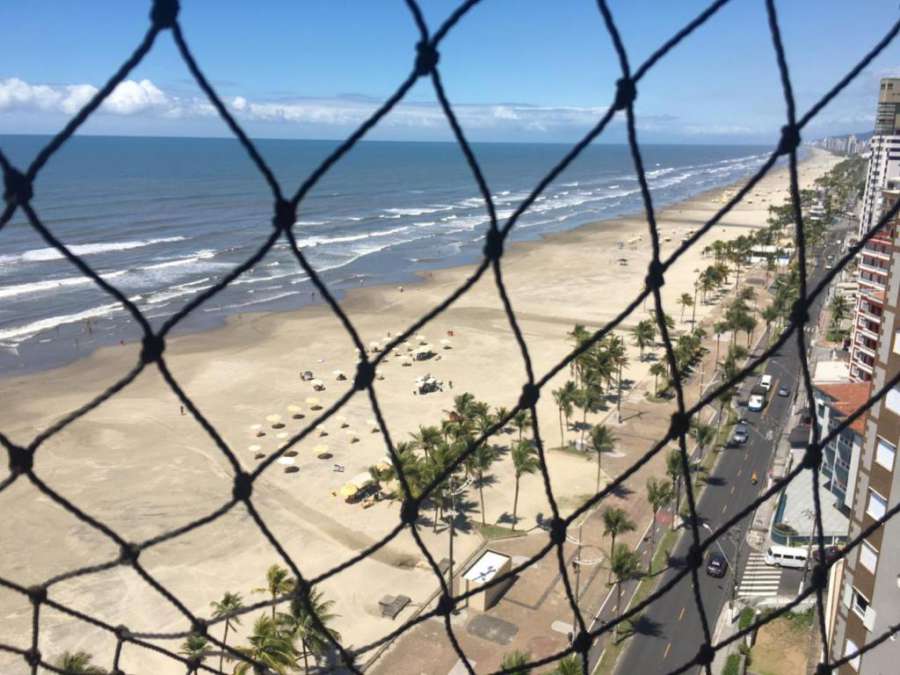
[649,362,668,397]
[690,421,716,460]
[282,588,342,673]
[602,507,636,580]
[54,652,107,675]
[512,409,530,441]
[470,443,497,526]
[712,320,729,364]
[511,440,540,530]
[180,634,212,674]
[411,425,442,460]
[576,374,603,446]
[254,564,295,619]
[678,292,693,323]
[631,319,656,361]
[609,544,642,612]
[666,449,684,526]
[494,406,511,433]
[234,614,298,675]
[553,384,575,448]
[500,650,532,674]
[552,655,582,675]
[210,591,243,673]
[761,304,779,337]
[645,477,673,551]
[588,424,616,493]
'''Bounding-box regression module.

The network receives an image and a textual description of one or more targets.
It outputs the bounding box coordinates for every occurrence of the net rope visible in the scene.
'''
[1,1,900,673]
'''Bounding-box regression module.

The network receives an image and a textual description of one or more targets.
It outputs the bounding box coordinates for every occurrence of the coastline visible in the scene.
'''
[0,149,839,673]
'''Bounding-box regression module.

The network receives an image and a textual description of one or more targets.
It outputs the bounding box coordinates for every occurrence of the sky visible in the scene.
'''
[1,1,899,144]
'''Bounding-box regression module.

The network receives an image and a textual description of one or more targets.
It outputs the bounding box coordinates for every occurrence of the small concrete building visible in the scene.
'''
[463,550,511,612]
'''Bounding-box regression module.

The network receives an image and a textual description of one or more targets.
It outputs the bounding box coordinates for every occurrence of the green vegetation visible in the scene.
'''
[723,653,742,675]
[53,652,108,674]
[477,523,527,540]
[739,606,756,631]
[500,650,532,674]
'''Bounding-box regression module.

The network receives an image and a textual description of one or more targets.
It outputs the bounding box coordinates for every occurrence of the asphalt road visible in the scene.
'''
[608,229,846,675]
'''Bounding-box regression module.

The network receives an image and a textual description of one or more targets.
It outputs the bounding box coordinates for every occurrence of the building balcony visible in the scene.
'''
[855,322,880,341]
[853,341,877,358]
[858,275,887,292]
[858,261,890,277]
[864,247,892,261]
[851,357,875,375]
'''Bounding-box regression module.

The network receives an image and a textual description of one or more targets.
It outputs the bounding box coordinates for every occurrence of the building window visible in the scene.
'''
[887,386,900,416]
[867,489,887,521]
[852,588,870,620]
[860,540,878,574]
[876,437,896,470]
[844,637,861,671]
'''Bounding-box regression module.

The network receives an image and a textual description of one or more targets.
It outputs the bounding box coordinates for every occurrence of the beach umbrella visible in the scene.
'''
[416,334,427,344]
[333,369,347,381]
[276,431,289,440]
[339,483,359,498]
[250,423,262,431]
[277,457,295,466]
[367,418,380,432]
[287,404,304,418]
[313,444,329,454]
[305,397,322,409]
[368,341,381,353]
[266,414,282,424]
[400,357,412,367]
[345,430,359,443]
[248,444,261,453]
[316,425,328,437]
[376,369,385,381]
[335,415,349,428]
[311,379,326,391]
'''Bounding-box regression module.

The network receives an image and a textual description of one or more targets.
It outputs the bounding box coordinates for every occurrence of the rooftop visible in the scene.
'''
[777,468,850,538]
[815,381,872,436]
[463,550,509,584]
[813,360,851,385]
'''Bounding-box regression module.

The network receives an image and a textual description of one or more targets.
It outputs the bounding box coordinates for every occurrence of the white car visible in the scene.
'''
[748,394,765,412]
[759,374,772,391]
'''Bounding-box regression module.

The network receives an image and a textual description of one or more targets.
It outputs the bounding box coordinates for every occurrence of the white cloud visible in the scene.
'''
[103,79,168,114]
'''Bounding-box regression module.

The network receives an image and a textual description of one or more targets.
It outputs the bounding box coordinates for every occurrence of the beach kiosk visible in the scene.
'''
[462,550,511,611]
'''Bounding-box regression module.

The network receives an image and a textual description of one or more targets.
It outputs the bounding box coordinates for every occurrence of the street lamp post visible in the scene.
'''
[702,523,743,614]
[445,476,471,602]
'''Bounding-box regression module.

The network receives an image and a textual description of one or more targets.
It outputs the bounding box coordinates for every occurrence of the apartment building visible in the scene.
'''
[859,79,900,236]
[830,218,900,673]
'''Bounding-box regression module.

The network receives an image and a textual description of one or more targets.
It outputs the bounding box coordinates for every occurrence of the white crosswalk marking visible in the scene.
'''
[737,552,782,598]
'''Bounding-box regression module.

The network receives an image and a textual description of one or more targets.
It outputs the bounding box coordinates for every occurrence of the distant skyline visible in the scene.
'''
[1,1,899,144]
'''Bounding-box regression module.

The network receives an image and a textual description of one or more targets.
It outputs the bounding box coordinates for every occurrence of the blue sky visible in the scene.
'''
[1,0,899,144]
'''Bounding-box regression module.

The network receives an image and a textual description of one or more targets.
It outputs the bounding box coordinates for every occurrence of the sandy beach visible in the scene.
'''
[0,149,839,673]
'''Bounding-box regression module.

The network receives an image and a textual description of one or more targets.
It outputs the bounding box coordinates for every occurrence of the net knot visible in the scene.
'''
[4,167,33,207]
[272,198,296,233]
[414,40,440,77]
[645,259,665,291]
[549,516,567,545]
[191,618,208,636]
[777,124,801,156]
[803,443,822,470]
[790,299,809,326]
[814,663,832,675]
[27,585,47,606]
[8,443,33,475]
[686,543,703,570]
[613,77,636,111]
[150,0,179,29]
[670,411,690,439]
[354,359,375,391]
[23,649,41,667]
[483,227,504,262]
[233,471,253,502]
[435,592,455,616]
[518,383,540,410]
[140,333,165,364]
[810,562,829,591]
[572,630,591,654]
[400,498,419,525]
[119,542,141,565]
[695,642,715,667]
[115,624,132,641]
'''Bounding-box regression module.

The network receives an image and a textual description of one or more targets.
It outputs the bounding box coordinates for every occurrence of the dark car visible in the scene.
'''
[812,545,841,564]
[778,386,790,397]
[729,423,749,447]
[706,552,728,578]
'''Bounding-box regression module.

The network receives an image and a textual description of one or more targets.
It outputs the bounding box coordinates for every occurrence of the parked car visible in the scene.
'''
[706,552,728,578]
[748,394,766,412]
[812,545,841,564]
[729,423,749,447]
[777,385,790,397]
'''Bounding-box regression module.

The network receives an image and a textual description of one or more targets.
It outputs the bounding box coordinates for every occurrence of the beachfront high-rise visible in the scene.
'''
[829,213,900,673]
[859,79,900,236]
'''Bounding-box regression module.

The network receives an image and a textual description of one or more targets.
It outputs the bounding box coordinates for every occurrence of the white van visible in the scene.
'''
[748,394,765,412]
[760,374,773,391]
[765,545,808,568]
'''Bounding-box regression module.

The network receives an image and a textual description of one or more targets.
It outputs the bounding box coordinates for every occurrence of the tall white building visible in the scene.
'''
[859,79,900,237]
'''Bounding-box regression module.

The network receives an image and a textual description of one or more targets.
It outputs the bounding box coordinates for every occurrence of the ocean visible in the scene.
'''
[0,135,776,375]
